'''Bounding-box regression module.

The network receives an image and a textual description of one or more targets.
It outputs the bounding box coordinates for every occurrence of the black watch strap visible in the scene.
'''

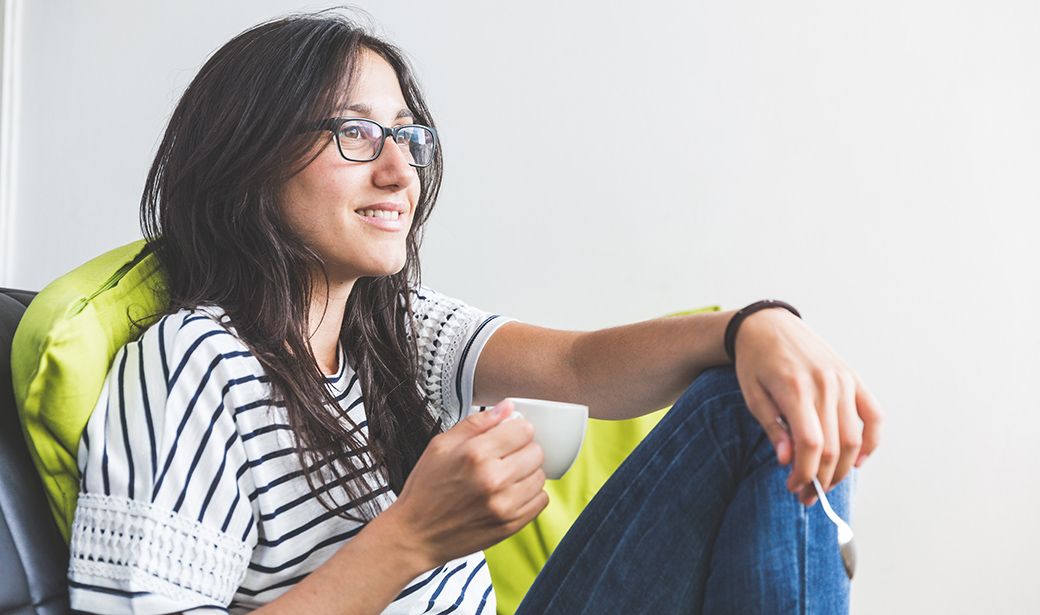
[724,300,802,363]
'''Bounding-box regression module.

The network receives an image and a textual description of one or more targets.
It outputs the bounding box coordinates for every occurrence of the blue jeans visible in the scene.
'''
[514,366,854,614]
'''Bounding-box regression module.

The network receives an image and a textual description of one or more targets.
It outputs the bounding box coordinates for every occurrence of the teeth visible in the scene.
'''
[359,209,400,220]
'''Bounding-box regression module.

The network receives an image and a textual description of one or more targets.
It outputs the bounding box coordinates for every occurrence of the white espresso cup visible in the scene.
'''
[501,397,588,480]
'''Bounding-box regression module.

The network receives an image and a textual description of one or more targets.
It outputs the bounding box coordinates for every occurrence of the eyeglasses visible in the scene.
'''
[316,118,437,168]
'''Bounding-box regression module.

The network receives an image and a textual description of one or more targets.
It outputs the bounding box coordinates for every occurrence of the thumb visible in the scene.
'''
[458,399,515,435]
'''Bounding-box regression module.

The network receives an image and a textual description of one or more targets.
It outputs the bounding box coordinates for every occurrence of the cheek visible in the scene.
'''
[284,169,362,228]
[406,173,422,210]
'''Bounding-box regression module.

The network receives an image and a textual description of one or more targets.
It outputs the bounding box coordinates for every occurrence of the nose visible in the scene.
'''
[371,136,417,189]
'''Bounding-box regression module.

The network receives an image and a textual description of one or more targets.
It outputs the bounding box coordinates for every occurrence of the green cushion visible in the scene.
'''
[11,239,720,613]
[483,305,721,615]
[11,239,165,541]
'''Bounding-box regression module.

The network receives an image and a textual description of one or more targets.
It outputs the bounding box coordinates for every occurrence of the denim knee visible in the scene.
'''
[675,365,745,413]
[670,365,773,468]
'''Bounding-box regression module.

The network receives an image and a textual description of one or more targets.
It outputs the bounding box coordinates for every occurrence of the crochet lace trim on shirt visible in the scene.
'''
[410,289,479,424]
[68,492,252,605]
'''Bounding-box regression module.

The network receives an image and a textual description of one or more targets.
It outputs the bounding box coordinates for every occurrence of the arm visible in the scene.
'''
[472,310,737,421]
[473,308,884,501]
[567,309,737,420]
[254,510,434,615]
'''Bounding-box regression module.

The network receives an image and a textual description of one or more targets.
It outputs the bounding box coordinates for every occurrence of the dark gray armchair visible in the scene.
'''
[0,287,69,614]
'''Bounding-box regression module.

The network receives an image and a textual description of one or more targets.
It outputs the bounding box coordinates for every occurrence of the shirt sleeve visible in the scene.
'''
[67,309,261,614]
[408,284,516,429]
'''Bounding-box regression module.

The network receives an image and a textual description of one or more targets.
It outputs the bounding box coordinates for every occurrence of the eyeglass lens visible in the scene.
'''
[336,119,435,167]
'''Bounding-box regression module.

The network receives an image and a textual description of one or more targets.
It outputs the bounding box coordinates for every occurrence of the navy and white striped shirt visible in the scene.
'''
[67,285,515,614]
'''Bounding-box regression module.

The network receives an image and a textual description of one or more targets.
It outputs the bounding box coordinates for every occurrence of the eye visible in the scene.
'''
[339,125,365,141]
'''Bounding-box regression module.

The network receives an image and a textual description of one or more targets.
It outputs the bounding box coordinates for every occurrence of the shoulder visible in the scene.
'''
[132,305,260,384]
[406,282,438,309]
[148,304,247,358]
[70,311,261,611]
[404,284,515,424]
[407,284,492,359]
[407,282,454,305]
[407,283,485,323]
[93,305,270,431]
[407,283,508,334]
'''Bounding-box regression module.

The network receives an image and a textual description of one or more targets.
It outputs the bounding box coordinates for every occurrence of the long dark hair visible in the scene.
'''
[139,9,444,523]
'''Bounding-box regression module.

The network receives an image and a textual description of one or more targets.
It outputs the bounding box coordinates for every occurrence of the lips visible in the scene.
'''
[355,201,407,214]
[355,208,406,231]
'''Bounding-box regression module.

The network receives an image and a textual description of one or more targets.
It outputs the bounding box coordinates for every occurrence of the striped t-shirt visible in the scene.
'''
[66,285,516,614]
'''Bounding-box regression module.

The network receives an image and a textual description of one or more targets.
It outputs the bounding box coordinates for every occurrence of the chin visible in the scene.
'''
[364,257,408,278]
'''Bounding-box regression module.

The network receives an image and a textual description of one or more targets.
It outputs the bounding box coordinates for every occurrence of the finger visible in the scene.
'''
[814,370,840,493]
[800,483,817,507]
[505,486,550,533]
[854,374,885,467]
[458,401,534,459]
[479,413,537,459]
[830,373,862,489]
[503,468,548,522]
[450,399,516,442]
[774,374,823,494]
[501,440,545,483]
[743,380,793,466]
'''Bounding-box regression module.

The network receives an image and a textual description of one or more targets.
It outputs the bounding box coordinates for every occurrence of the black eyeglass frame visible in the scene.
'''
[315,117,438,168]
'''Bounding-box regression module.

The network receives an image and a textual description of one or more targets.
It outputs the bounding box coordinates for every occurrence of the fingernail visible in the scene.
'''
[490,401,510,417]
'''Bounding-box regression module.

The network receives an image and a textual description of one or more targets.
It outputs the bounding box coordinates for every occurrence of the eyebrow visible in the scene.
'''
[340,103,414,120]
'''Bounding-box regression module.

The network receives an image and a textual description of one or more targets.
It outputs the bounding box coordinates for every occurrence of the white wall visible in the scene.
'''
[5,1,1039,612]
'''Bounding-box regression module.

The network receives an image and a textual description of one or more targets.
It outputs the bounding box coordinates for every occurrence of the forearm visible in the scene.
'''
[570,309,737,420]
[253,507,434,615]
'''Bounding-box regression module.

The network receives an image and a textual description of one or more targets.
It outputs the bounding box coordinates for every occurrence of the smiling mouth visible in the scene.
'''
[356,209,402,221]
[354,209,407,232]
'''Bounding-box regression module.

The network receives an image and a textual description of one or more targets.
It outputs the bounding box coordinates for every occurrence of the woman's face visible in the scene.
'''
[281,49,421,285]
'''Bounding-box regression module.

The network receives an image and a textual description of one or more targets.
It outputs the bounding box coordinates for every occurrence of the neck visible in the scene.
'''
[308,276,355,376]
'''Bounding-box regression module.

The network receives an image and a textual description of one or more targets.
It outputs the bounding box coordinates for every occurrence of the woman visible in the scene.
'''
[66,9,883,614]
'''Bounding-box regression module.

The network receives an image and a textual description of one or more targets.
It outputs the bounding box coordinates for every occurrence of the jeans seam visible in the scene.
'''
[800,502,808,615]
[695,389,746,479]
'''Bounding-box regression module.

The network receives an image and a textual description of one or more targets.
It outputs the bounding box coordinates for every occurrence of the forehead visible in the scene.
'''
[337,49,411,119]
